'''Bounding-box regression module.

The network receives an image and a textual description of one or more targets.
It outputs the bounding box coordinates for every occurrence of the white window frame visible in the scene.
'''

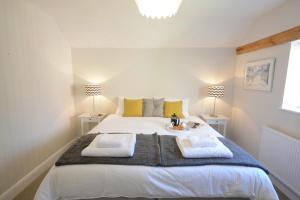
[282,40,300,114]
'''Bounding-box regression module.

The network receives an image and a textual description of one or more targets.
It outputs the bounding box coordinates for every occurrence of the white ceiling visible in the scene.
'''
[29,0,287,48]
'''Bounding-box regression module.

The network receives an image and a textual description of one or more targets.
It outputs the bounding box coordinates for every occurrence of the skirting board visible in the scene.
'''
[0,138,76,200]
[269,173,300,200]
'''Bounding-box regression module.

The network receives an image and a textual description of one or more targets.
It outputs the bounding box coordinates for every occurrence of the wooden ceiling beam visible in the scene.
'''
[236,25,300,55]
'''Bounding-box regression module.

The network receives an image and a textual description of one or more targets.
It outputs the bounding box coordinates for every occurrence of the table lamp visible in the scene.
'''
[85,84,101,116]
[208,85,224,117]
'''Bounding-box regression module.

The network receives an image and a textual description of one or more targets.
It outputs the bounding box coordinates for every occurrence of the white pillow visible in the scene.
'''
[115,97,124,115]
[164,98,190,118]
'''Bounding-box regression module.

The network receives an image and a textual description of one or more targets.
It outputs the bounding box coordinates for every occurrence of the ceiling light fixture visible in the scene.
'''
[135,0,182,20]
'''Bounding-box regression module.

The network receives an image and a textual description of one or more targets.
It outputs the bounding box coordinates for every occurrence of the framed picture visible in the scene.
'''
[244,58,275,91]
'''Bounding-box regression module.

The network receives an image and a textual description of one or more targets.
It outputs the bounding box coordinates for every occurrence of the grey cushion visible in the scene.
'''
[143,98,154,117]
[152,98,164,117]
[143,98,164,117]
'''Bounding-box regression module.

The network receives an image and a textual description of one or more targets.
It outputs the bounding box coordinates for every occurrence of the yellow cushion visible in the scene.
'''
[123,99,143,117]
[164,101,184,118]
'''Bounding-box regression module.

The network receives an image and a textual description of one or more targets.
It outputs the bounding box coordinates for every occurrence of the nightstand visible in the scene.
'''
[200,114,229,137]
[78,113,106,136]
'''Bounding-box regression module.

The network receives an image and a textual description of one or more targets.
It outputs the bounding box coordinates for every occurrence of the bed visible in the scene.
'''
[34,114,278,200]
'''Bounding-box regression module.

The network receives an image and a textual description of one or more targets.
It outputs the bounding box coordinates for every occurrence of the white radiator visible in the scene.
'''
[260,126,300,199]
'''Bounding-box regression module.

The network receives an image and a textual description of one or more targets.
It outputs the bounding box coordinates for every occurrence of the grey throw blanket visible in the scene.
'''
[159,135,268,174]
[56,134,268,174]
[56,133,161,166]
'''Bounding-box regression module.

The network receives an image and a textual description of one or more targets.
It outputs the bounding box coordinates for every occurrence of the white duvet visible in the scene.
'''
[35,115,278,200]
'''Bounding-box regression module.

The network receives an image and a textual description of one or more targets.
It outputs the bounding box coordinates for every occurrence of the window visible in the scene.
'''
[282,40,300,113]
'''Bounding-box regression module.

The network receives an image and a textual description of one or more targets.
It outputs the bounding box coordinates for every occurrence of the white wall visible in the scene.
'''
[232,0,300,157]
[72,48,235,133]
[0,0,76,196]
[232,43,300,157]
[242,0,300,44]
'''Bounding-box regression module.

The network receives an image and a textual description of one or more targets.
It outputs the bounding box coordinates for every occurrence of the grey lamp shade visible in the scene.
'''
[84,84,101,96]
[208,85,224,98]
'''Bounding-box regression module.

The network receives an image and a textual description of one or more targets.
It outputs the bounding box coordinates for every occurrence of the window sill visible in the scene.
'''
[280,107,300,115]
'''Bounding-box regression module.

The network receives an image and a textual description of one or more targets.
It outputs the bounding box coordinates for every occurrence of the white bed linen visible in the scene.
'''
[89,114,220,137]
[35,115,278,200]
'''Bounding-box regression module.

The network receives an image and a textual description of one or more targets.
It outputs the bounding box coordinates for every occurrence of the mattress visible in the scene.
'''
[34,115,278,200]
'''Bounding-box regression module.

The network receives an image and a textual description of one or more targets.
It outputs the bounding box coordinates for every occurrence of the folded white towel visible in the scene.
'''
[176,136,233,158]
[96,134,126,148]
[188,134,218,148]
[81,134,136,157]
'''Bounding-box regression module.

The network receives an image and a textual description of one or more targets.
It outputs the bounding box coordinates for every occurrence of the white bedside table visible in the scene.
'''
[200,114,229,137]
[78,113,106,136]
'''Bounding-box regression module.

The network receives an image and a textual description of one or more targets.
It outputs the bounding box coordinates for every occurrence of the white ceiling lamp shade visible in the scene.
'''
[135,0,183,20]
